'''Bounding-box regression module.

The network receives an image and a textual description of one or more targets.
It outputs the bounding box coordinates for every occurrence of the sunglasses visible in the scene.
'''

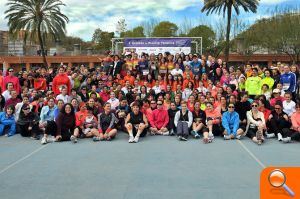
[23,108,30,110]
[9,70,14,72]
[228,106,235,108]
[252,105,258,107]
[275,107,281,110]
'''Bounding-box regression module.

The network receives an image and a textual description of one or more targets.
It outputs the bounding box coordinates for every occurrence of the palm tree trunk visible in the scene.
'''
[37,22,48,67]
[225,5,232,64]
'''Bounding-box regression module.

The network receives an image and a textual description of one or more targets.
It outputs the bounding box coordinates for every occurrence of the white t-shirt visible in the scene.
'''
[283,100,296,116]
[2,90,11,101]
[56,94,69,104]
[171,68,183,76]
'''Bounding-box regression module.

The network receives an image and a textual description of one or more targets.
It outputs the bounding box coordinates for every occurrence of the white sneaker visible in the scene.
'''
[236,135,241,140]
[46,136,56,143]
[266,133,275,139]
[208,133,214,141]
[41,137,47,145]
[162,131,169,136]
[70,135,77,143]
[277,133,283,141]
[224,135,231,140]
[282,137,291,143]
[128,136,134,143]
[133,136,140,143]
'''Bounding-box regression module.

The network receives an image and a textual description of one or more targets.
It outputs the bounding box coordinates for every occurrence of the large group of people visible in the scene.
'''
[0,51,299,145]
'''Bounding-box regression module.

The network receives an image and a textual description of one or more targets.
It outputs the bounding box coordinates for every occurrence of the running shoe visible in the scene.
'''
[41,137,47,145]
[70,135,78,143]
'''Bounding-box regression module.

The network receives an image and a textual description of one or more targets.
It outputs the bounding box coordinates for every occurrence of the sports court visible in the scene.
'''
[0,133,299,199]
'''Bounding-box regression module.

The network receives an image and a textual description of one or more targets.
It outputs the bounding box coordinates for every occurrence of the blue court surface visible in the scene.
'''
[0,133,299,199]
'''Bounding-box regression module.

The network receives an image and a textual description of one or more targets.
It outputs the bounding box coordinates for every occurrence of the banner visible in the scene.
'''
[124,38,191,55]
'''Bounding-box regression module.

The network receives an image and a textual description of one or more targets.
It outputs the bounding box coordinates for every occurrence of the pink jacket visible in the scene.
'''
[151,108,169,129]
[291,112,300,131]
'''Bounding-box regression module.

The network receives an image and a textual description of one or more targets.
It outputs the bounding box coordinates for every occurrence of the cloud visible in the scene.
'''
[0,0,297,41]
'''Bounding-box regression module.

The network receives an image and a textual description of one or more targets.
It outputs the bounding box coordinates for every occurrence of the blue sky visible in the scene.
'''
[0,0,298,41]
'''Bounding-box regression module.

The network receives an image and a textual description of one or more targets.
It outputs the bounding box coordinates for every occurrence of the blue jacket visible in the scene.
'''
[190,60,203,75]
[222,111,240,135]
[40,105,57,123]
[280,72,296,93]
[0,112,16,136]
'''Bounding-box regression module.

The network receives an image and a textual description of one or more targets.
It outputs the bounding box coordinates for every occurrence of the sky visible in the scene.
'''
[0,0,298,41]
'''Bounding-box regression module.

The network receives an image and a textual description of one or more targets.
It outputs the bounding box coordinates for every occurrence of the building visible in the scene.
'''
[0,30,39,56]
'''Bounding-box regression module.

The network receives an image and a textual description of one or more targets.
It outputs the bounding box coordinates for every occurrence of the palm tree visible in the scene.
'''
[5,0,69,67]
[201,0,259,63]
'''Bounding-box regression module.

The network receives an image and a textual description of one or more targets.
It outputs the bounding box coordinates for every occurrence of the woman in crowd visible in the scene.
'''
[0,105,16,137]
[282,92,296,116]
[191,101,208,140]
[168,102,178,136]
[125,102,148,143]
[40,97,57,144]
[55,103,76,142]
[174,101,193,141]
[281,103,300,143]
[17,104,40,139]
[205,102,222,142]
[245,101,266,145]
[222,103,245,140]
[266,102,291,141]
[94,103,118,141]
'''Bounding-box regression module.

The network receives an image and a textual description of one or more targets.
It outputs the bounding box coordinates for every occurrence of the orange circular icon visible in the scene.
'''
[269,170,286,187]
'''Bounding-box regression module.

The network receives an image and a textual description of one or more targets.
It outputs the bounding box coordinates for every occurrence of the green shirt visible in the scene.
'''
[260,77,274,90]
[245,76,261,96]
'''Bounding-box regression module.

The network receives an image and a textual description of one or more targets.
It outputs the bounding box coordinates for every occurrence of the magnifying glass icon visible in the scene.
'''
[268,169,295,197]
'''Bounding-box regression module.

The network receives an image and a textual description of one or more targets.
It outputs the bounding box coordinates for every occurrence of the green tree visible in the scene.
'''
[152,21,178,37]
[92,28,114,52]
[5,0,69,66]
[187,25,216,54]
[120,26,145,38]
[201,0,259,63]
[236,11,300,64]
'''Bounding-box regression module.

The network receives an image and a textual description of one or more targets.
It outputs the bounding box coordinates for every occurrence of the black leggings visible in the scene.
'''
[60,127,75,141]
[267,118,291,135]
[282,128,300,141]
[45,121,57,136]
[17,123,40,137]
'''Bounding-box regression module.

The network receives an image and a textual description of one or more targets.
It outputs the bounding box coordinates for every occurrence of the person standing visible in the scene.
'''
[52,66,71,96]
[280,65,297,99]
[245,68,261,99]
[2,68,20,95]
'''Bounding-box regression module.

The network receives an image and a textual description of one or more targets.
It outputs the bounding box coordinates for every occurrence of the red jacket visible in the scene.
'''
[150,108,169,129]
[52,73,71,95]
[2,75,20,94]
[34,78,47,91]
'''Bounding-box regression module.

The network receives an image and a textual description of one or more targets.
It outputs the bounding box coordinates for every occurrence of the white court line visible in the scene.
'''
[237,140,266,169]
[0,145,47,175]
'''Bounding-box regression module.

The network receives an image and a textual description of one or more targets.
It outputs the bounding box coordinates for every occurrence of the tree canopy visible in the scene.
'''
[152,21,178,37]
